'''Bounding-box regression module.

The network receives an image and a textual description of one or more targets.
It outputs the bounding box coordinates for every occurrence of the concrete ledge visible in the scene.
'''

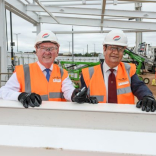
[0,99,156,132]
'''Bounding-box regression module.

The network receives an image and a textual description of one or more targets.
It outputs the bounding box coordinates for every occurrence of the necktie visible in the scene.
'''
[108,69,117,103]
[45,68,50,82]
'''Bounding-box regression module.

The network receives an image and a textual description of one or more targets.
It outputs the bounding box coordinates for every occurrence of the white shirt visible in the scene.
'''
[103,61,118,102]
[0,61,75,101]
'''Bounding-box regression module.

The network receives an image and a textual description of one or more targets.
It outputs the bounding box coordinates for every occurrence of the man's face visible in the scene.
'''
[103,45,125,68]
[36,42,59,68]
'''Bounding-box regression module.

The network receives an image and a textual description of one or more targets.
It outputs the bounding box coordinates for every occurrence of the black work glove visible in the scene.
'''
[71,87,98,104]
[136,95,156,112]
[86,96,98,104]
[18,92,42,108]
[71,88,87,103]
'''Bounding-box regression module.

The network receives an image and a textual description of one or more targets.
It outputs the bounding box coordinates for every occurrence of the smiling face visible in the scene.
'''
[103,45,125,68]
[36,42,59,68]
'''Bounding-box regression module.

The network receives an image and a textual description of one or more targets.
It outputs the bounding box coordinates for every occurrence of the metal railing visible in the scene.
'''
[0,73,13,87]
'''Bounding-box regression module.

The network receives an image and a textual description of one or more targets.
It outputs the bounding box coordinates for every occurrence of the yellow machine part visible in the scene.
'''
[151,79,156,86]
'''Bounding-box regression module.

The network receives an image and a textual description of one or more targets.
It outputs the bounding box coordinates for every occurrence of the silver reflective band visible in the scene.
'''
[23,64,31,93]
[88,67,94,79]
[60,67,64,78]
[87,86,90,95]
[49,92,65,99]
[117,86,131,95]
[91,95,104,102]
[123,63,131,84]
[41,95,49,101]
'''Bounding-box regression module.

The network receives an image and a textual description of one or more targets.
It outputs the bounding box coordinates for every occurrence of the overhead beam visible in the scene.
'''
[26,5,156,19]
[33,1,101,6]
[101,0,106,31]
[40,15,156,31]
[5,0,39,25]
[107,0,156,2]
[52,29,156,34]
[34,0,59,23]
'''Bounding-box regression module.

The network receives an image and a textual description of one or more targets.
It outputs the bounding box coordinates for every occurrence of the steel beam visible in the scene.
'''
[101,0,106,31]
[52,29,156,34]
[0,0,7,75]
[40,16,156,31]
[5,0,39,25]
[26,5,156,19]
[107,0,156,2]
[36,23,41,34]
[34,0,59,23]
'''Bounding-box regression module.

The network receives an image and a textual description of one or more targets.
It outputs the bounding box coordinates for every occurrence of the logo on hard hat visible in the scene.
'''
[113,36,121,41]
[42,33,49,38]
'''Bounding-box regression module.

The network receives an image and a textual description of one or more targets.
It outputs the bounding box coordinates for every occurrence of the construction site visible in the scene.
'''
[0,0,156,156]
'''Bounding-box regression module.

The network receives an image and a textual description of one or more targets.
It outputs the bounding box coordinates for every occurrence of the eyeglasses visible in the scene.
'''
[38,46,58,53]
[107,45,125,53]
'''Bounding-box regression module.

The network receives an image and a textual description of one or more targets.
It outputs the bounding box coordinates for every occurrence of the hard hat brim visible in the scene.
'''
[103,41,128,47]
[35,40,60,48]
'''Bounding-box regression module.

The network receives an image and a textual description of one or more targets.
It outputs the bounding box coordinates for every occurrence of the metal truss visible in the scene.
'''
[4,0,156,32]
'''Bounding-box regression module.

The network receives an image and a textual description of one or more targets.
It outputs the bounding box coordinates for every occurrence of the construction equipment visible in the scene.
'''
[137,42,156,73]
[60,61,100,88]
[124,49,150,84]
[151,67,156,86]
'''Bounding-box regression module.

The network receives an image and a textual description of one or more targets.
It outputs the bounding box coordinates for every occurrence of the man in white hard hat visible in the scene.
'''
[0,30,79,108]
[73,29,156,112]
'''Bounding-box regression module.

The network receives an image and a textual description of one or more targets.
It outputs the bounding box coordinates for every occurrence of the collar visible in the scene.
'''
[37,61,53,72]
[103,61,118,73]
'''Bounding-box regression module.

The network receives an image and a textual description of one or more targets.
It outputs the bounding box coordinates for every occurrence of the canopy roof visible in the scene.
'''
[5,0,156,33]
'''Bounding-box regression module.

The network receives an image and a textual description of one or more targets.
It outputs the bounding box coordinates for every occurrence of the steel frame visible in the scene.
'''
[4,0,156,32]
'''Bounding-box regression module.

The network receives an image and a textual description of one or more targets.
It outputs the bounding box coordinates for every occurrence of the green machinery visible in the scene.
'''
[124,49,145,75]
[60,49,150,88]
[124,49,150,84]
[60,61,100,88]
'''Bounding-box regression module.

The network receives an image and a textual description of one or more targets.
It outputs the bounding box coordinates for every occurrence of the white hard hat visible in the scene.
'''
[103,29,128,47]
[34,30,60,48]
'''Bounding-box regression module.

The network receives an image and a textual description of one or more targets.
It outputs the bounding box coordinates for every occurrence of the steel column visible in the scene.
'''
[0,0,7,77]
[36,23,41,34]
[135,2,142,53]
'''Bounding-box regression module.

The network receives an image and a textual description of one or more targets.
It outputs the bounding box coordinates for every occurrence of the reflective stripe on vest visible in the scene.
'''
[60,67,64,78]
[91,95,104,102]
[41,95,49,101]
[23,64,65,99]
[23,64,31,93]
[89,67,94,79]
[87,67,94,95]
[49,92,65,99]
[117,86,131,95]
[124,63,131,84]
[87,62,132,96]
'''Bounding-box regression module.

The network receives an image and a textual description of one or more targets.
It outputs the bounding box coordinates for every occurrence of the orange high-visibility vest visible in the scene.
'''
[15,62,68,101]
[82,62,136,104]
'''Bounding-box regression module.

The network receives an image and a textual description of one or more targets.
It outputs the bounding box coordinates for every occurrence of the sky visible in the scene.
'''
[5,1,156,54]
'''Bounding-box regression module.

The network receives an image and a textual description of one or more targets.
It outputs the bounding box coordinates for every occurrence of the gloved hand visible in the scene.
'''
[71,87,98,104]
[86,96,98,104]
[71,88,87,103]
[136,95,156,112]
[18,92,42,108]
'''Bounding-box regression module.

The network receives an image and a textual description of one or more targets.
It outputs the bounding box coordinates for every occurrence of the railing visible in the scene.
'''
[0,73,13,87]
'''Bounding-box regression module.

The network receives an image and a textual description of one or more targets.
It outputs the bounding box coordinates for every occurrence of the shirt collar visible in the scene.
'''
[37,61,53,72]
[103,61,118,73]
